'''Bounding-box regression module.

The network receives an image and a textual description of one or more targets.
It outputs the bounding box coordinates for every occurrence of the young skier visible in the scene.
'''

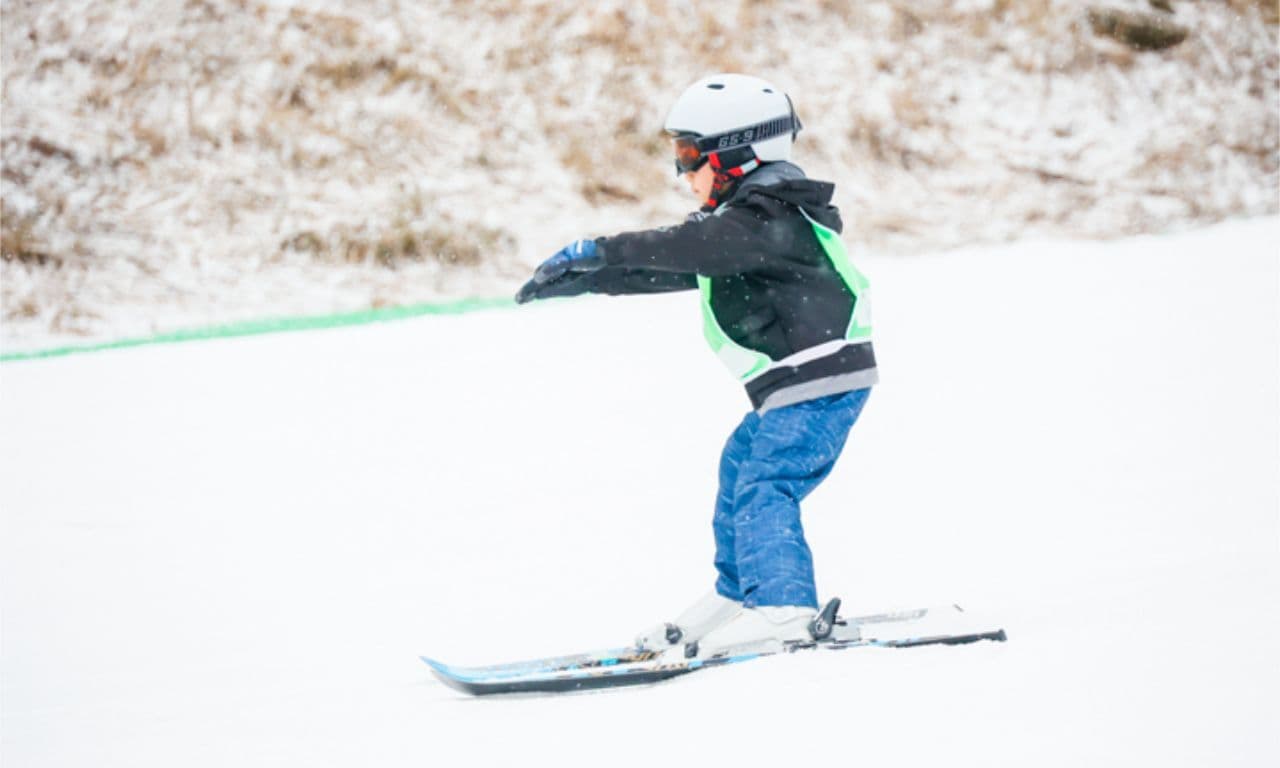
[515,74,877,659]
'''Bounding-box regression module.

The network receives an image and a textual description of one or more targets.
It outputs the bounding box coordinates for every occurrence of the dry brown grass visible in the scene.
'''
[1228,0,1280,25]
[1,0,1275,345]
[281,217,514,270]
[1,213,57,267]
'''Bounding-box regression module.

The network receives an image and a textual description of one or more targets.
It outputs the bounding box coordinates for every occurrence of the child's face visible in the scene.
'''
[684,162,715,202]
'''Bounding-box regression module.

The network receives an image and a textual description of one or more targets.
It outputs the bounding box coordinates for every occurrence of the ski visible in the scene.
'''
[422,603,1006,696]
[424,646,662,680]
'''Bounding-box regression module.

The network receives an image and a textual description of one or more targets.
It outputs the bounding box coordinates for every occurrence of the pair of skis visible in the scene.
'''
[422,602,1006,696]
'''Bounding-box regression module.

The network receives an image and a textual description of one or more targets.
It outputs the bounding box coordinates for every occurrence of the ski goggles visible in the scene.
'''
[671,134,710,176]
[667,100,803,177]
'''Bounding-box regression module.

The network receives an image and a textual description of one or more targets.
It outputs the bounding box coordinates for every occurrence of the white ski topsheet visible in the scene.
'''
[2,218,1277,766]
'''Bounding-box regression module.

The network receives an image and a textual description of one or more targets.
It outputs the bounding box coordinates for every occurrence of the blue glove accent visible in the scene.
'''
[533,239,602,284]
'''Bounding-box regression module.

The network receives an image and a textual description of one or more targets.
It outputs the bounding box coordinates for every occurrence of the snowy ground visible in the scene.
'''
[2,218,1277,767]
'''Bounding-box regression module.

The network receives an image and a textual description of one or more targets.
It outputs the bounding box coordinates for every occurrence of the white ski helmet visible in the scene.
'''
[663,73,802,174]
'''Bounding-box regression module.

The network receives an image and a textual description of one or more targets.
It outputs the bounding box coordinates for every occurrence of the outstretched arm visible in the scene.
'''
[596,205,782,276]
[515,266,695,304]
[514,210,721,304]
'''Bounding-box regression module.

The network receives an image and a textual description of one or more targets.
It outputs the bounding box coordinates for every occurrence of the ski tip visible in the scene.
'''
[420,656,451,675]
[421,657,484,695]
[421,656,485,688]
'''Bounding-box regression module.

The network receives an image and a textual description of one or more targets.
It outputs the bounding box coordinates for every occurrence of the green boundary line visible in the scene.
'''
[0,296,514,363]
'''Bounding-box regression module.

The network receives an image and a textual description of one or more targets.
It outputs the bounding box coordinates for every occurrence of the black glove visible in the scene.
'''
[532,239,604,283]
[514,270,595,304]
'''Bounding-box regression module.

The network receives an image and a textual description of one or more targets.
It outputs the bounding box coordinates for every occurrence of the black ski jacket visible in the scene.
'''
[524,162,878,411]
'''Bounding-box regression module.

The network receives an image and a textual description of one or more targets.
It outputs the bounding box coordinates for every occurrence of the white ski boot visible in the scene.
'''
[685,604,818,659]
[634,591,742,651]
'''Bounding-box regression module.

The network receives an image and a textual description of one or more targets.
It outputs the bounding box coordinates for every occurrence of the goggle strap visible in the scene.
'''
[693,110,802,155]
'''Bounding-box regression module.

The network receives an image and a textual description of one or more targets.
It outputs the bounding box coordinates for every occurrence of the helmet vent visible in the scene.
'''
[707,83,724,89]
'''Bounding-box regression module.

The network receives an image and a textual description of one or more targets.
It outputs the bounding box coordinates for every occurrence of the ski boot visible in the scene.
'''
[634,591,742,652]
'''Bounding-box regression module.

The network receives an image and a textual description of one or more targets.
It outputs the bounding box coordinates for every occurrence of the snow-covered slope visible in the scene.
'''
[1,217,1277,766]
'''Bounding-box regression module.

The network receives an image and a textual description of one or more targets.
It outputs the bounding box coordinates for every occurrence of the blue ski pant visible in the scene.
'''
[713,388,870,609]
